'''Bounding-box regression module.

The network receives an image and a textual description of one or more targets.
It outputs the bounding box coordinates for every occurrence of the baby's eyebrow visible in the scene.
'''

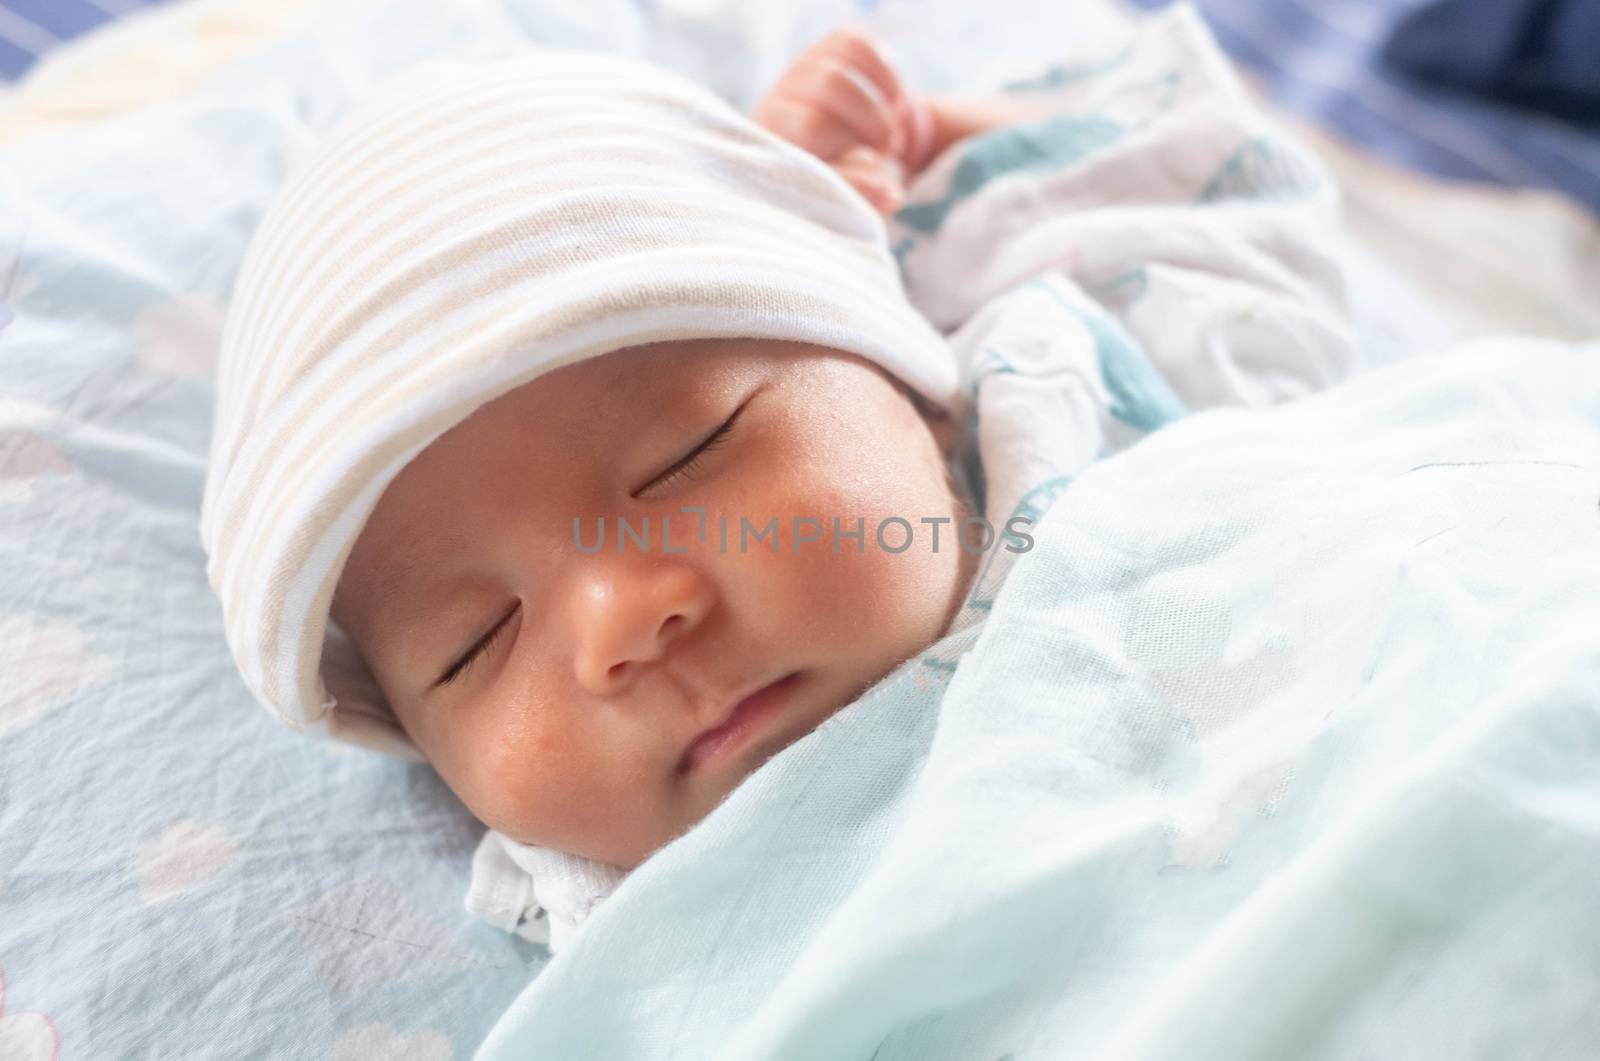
[375,536,439,618]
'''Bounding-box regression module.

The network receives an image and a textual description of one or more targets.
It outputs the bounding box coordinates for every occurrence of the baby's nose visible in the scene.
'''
[569,557,714,696]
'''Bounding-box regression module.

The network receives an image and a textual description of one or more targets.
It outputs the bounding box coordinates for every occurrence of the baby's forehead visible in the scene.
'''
[410,339,906,495]
[524,337,805,408]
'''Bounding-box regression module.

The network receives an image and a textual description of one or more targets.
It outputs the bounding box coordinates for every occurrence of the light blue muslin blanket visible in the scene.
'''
[476,336,1600,1059]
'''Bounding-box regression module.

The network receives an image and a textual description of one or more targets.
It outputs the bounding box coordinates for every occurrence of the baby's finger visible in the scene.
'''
[756,96,861,163]
[840,171,903,216]
[895,92,936,172]
[833,145,906,213]
[813,28,912,126]
[835,143,905,185]
[790,57,897,157]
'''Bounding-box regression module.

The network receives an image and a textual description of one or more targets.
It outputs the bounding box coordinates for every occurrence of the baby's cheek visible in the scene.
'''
[458,707,577,837]
[464,700,671,860]
[776,462,942,601]
[782,516,925,642]
[832,496,969,647]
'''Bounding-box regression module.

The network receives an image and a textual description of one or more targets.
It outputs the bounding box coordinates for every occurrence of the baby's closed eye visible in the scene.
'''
[438,602,520,689]
[633,398,751,499]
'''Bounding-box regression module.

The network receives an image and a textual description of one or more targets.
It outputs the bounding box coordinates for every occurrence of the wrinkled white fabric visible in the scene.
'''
[467,831,630,951]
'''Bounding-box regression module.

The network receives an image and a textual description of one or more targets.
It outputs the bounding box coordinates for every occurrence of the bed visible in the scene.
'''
[1,0,1596,1057]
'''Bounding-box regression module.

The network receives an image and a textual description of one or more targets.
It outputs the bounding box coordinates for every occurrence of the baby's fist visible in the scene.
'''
[753,26,934,216]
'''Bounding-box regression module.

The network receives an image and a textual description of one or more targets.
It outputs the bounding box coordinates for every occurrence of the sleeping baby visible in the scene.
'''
[200,9,1353,949]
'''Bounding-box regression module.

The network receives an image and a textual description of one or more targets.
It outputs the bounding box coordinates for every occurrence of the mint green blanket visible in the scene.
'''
[477,338,1600,1059]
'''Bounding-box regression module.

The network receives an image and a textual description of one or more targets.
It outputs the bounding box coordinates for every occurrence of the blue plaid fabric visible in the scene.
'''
[0,0,172,81]
[1124,0,1600,213]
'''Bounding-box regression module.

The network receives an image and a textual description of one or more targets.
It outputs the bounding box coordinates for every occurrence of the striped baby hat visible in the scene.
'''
[199,41,960,759]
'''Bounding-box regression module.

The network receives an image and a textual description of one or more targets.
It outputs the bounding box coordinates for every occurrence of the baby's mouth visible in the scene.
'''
[678,671,805,776]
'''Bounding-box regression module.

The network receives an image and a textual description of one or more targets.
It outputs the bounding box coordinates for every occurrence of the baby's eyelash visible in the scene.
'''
[642,404,745,495]
[650,420,734,492]
[439,604,518,688]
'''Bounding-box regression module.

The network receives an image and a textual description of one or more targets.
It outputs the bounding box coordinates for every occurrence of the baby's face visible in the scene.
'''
[331,338,976,870]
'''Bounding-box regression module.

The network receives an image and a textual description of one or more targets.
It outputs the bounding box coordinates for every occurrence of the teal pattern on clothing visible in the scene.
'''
[1031,278,1187,432]
[893,67,1184,247]
[889,235,917,279]
[948,345,1028,521]
[961,473,1074,615]
[998,46,1134,93]
[1198,138,1324,203]
[967,346,1020,397]
[896,115,1126,237]
[1089,266,1149,312]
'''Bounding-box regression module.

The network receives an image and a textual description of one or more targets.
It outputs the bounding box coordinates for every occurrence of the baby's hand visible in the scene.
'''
[753,27,935,216]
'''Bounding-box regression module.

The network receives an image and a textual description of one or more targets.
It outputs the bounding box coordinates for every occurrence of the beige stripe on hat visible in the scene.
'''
[200,42,960,759]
